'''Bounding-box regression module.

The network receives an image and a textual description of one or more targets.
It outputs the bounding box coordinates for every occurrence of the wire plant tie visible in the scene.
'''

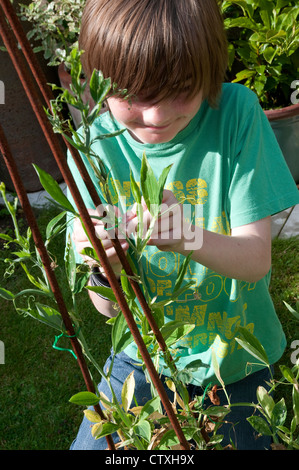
[52,328,81,360]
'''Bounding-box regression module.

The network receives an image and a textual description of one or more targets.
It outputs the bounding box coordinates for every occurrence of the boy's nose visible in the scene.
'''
[142,104,171,127]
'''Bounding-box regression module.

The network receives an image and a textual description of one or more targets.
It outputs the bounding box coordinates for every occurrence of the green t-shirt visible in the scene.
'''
[67,83,299,386]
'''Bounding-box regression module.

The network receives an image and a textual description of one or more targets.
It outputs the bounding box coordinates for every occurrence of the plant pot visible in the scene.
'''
[0,11,65,193]
[265,103,299,184]
[0,50,64,193]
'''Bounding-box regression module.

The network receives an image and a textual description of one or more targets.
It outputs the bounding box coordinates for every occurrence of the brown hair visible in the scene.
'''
[79,0,228,106]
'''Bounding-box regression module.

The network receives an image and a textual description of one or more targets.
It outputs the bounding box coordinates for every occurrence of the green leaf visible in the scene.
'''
[65,235,76,291]
[89,70,111,104]
[33,164,77,214]
[184,359,209,371]
[279,365,296,384]
[224,16,257,30]
[86,285,117,303]
[73,271,90,294]
[133,419,151,442]
[21,262,50,293]
[157,429,179,448]
[130,170,142,204]
[235,327,269,366]
[160,320,195,347]
[157,164,172,206]
[29,303,63,330]
[158,426,196,449]
[256,386,275,419]
[111,311,133,354]
[60,132,88,153]
[0,287,15,300]
[91,128,126,142]
[80,246,100,264]
[46,211,67,240]
[0,233,13,242]
[203,406,230,418]
[159,281,196,306]
[121,371,135,412]
[173,251,193,293]
[94,422,119,438]
[69,391,100,406]
[83,409,103,423]
[11,250,31,259]
[292,386,299,426]
[140,396,162,420]
[120,270,135,299]
[150,305,165,329]
[91,422,103,438]
[140,153,159,215]
[247,416,273,436]
[232,69,256,82]
[283,301,299,321]
[271,398,287,428]
[263,46,277,64]
[14,288,52,299]
[211,347,225,389]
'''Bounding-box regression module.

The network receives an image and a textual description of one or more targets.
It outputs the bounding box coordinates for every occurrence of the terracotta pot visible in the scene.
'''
[265,103,299,184]
[0,41,63,193]
[0,1,65,194]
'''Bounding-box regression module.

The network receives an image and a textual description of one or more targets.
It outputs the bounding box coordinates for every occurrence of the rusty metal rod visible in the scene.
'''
[0,122,116,451]
[0,0,172,359]
[0,5,190,449]
[0,0,100,203]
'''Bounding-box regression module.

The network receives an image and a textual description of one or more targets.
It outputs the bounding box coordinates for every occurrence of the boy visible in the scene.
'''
[68,0,299,450]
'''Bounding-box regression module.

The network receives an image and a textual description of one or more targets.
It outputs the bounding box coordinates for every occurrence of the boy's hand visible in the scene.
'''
[127,190,192,253]
[72,207,129,276]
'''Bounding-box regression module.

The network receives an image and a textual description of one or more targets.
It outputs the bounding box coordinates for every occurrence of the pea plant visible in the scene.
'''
[1,47,298,450]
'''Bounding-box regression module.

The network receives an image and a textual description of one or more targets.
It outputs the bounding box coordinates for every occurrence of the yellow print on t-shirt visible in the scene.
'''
[141,246,257,356]
[100,176,230,235]
[99,174,257,356]
[142,248,256,303]
[164,301,255,356]
[166,179,208,205]
[100,176,209,208]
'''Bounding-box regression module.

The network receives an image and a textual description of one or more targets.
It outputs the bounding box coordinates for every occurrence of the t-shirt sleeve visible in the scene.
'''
[227,98,299,229]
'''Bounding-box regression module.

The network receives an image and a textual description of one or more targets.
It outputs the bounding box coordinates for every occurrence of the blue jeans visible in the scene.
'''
[70,350,272,450]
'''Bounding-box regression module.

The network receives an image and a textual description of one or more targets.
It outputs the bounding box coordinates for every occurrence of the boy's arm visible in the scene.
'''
[181,216,272,283]
[88,216,271,317]
[143,190,272,283]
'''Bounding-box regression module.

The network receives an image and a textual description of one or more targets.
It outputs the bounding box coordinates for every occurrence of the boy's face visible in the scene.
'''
[107,90,203,144]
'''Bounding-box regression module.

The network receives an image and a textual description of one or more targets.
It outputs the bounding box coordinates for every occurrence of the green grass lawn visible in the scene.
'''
[0,205,298,450]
